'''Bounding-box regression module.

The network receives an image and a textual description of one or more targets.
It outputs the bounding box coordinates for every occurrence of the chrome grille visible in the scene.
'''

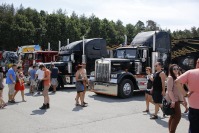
[95,61,110,82]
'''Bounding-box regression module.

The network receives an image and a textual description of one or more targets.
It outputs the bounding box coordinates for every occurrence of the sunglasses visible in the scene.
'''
[173,68,179,70]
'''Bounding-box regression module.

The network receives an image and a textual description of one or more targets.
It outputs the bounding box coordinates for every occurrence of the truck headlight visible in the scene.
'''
[111,74,117,78]
[90,71,95,77]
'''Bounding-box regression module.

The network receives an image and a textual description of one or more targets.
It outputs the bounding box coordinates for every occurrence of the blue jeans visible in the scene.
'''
[188,107,199,133]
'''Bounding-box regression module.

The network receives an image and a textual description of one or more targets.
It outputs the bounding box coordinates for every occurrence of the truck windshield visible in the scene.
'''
[116,49,137,59]
[23,53,33,60]
[57,55,70,62]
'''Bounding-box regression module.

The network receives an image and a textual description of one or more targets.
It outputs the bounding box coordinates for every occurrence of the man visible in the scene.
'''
[29,65,37,94]
[175,58,199,133]
[6,64,17,103]
[35,64,44,95]
[39,64,51,109]
[50,64,59,93]
[150,62,166,119]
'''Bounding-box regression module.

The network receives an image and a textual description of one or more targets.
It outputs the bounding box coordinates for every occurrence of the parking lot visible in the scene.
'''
[0,81,189,133]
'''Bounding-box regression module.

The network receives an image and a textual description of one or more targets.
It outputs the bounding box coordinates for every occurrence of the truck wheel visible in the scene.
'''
[118,79,134,98]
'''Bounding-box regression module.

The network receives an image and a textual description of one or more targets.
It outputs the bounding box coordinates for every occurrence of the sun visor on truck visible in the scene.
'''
[131,31,170,53]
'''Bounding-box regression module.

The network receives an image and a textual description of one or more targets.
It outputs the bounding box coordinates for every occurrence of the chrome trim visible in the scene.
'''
[93,82,118,96]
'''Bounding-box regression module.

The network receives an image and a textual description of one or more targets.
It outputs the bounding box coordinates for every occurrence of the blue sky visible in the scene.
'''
[1,0,198,31]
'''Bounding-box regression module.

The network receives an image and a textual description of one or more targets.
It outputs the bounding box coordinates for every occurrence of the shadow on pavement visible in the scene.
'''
[181,113,188,121]
[88,91,145,103]
[154,117,168,128]
[72,106,83,112]
[31,109,47,115]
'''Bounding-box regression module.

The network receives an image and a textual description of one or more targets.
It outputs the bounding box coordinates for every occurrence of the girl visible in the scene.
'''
[143,67,154,112]
[13,66,26,102]
[75,63,87,107]
[166,64,184,133]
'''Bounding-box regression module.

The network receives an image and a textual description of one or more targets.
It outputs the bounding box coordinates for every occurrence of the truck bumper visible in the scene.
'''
[93,82,118,96]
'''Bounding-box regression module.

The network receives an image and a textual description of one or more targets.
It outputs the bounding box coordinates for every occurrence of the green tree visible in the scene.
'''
[12,13,35,47]
[65,11,81,42]
[0,3,15,50]
[114,20,126,44]
[126,24,136,43]
[146,20,158,31]
[46,14,61,50]
[87,14,101,38]
[135,20,145,34]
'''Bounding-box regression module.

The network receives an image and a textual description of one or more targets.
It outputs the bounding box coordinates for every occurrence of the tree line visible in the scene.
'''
[0,3,199,51]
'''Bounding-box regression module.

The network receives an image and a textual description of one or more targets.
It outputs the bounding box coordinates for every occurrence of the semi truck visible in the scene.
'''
[91,31,171,98]
[44,38,108,87]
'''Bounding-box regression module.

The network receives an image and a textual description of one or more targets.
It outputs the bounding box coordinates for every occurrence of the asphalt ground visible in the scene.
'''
[0,80,189,133]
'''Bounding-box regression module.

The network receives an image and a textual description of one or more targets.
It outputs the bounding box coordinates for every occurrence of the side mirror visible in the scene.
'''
[143,49,147,58]
[71,53,75,63]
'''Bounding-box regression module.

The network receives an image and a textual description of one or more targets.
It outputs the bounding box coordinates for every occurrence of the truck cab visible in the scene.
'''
[92,31,171,98]
[44,38,108,87]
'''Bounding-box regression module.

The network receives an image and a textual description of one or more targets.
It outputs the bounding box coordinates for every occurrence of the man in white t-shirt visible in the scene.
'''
[35,65,44,95]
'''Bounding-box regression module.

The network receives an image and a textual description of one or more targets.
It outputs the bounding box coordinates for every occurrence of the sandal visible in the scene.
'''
[184,108,188,113]
[81,104,87,107]
[150,115,158,119]
[143,110,149,113]
[3,104,7,107]
[75,103,80,106]
[83,102,88,104]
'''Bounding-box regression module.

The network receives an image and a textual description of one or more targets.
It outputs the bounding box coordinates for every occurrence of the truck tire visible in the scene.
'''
[118,79,134,98]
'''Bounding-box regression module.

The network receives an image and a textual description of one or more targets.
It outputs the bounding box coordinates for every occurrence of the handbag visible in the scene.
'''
[162,97,175,115]
[162,77,175,116]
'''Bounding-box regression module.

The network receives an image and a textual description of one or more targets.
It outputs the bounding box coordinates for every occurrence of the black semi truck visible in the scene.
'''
[91,31,171,98]
[44,38,108,87]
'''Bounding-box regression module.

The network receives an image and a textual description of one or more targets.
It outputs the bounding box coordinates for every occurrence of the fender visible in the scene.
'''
[117,72,139,90]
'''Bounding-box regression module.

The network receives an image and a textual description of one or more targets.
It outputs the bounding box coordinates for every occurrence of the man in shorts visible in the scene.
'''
[6,64,17,103]
[39,64,51,109]
[150,62,166,119]
[35,64,44,95]
[50,64,59,93]
[175,58,199,133]
[29,65,37,94]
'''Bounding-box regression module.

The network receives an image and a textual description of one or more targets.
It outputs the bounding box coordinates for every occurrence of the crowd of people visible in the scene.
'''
[0,59,199,133]
[143,59,199,133]
[0,61,89,110]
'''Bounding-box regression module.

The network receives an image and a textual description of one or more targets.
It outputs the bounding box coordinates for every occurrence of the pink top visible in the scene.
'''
[166,76,184,102]
[177,69,199,109]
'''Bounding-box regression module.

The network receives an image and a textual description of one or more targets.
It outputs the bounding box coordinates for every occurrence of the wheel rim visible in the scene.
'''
[123,83,131,95]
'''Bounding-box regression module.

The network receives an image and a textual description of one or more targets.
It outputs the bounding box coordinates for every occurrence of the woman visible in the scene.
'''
[166,64,184,133]
[13,66,26,102]
[0,66,6,108]
[143,67,154,112]
[75,63,87,107]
